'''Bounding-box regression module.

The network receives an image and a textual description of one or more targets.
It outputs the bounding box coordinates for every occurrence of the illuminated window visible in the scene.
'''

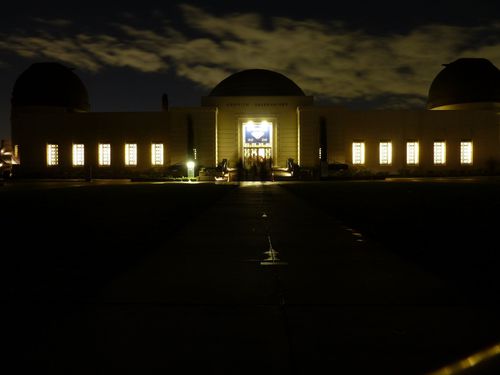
[151,143,164,166]
[98,143,111,166]
[406,141,419,165]
[46,144,59,166]
[433,141,446,165]
[72,144,85,166]
[125,143,137,166]
[460,141,473,165]
[379,142,392,165]
[352,142,365,165]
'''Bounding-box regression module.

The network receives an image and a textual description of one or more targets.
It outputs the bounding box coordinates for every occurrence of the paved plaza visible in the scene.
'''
[3,179,500,374]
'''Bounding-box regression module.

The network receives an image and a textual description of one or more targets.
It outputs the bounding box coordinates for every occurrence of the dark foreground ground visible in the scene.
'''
[2,178,500,374]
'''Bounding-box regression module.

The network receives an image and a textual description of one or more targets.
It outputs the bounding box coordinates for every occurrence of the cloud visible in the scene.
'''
[1,6,499,108]
[1,34,101,71]
[76,34,166,72]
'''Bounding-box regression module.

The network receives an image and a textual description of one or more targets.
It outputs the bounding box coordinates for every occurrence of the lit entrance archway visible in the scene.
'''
[242,120,273,168]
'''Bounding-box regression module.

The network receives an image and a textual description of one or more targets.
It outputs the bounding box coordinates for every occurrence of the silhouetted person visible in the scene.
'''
[250,163,258,180]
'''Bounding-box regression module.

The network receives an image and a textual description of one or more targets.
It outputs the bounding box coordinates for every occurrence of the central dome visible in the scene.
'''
[209,69,305,97]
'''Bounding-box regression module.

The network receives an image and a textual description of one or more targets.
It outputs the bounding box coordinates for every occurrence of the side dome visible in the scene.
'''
[209,69,305,96]
[12,62,90,112]
[427,58,500,110]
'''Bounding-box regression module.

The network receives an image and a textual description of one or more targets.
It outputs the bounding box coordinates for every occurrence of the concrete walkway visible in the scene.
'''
[32,182,500,374]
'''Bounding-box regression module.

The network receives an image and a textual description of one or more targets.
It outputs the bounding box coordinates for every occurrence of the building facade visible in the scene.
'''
[10,58,500,179]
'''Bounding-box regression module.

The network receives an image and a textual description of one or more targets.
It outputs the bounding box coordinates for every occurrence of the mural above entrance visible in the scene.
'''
[243,120,272,145]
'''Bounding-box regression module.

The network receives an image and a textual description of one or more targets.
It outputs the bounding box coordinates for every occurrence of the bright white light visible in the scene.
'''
[460,141,473,165]
[125,143,137,166]
[406,142,419,165]
[98,143,111,166]
[433,141,446,165]
[187,160,195,178]
[352,142,365,165]
[151,143,164,166]
[379,142,392,165]
[72,144,85,166]
[244,120,256,131]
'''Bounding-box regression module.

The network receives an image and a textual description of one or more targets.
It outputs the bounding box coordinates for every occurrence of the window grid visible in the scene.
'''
[352,142,365,165]
[47,144,59,166]
[72,144,85,166]
[125,144,137,166]
[379,142,392,165]
[99,143,111,166]
[151,143,164,166]
[433,142,446,165]
[40,139,474,171]
[406,142,419,165]
[460,141,473,165]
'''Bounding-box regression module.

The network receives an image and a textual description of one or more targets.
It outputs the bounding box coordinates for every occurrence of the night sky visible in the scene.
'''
[0,0,499,139]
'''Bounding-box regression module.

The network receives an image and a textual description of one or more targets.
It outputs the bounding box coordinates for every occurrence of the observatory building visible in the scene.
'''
[10,58,500,179]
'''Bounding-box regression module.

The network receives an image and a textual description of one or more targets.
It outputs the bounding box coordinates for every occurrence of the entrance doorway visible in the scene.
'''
[242,120,273,167]
[242,120,273,180]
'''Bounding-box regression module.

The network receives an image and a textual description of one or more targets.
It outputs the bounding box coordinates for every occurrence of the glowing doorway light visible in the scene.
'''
[46,144,59,166]
[98,143,111,166]
[151,143,164,166]
[242,120,272,145]
[379,141,392,165]
[125,143,137,166]
[352,142,365,165]
[72,144,85,166]
[242,120,273,168]
[460,141,473,165]
[433,141,446,165]
[406,141,419,165]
